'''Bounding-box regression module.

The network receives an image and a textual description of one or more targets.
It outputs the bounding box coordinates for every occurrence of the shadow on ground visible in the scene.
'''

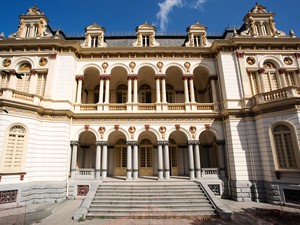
[191,208,300,225]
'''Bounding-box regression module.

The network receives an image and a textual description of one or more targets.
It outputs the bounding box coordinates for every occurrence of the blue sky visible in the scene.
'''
[1,0,299,37]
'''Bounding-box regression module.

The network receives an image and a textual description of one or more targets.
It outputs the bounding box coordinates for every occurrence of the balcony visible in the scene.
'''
[0,88,219,114]
[252,87,300,106]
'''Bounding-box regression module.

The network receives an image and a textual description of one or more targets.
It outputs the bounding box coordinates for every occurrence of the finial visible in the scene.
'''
[233,29,238,37]
[0,32,4,38]
[195,20,199,24]
[289,29,296,38]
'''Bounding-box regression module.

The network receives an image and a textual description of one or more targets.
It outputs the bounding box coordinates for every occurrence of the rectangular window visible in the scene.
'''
[248,72,258,95]
[285,72,295,86]
[0,74,10,88]
[142,35,149,47]
[16,73,30,93]
[90,36,98,47]
[0,190,18,204]
[193,35,201,47]
[36,73,46,96]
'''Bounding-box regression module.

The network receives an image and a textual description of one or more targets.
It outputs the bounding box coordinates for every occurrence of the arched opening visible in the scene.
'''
[107,130,127,176]
[193,66,212,103]
[169,130,189,176]
[82,67,100,104]
[77,131,97,170]
[165,66,184,103]
[16,62,32,93]
[138,66,156,103]
[110,66,128,103]
[138,131,157,176]
[199,130,218,168]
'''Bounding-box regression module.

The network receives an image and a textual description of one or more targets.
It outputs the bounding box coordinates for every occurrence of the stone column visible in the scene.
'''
[157,142,164,180]
[188,141,195,180]
[194,141,201,179]
[127,76,132,103]
[132,143,139,179]
[76,75,84,103]
[163,141,170,179]
[101,142,108,179]
[216,140,226,177]
[189,76,195,103]
[161,75,167,103]
[210,76,218,103]
[279,68,287,88]
[155,75,161,103]
[8,70,17,90]
[133,75,138,103]
[126,142,133,180]
[70,141,79,179]
[257,68,265,93]
[294,70,300,86]
[104,76,110,103]
[29,70,38,94]
[183,75,189,103]
[95,141,102,179]
[98,75,104,104]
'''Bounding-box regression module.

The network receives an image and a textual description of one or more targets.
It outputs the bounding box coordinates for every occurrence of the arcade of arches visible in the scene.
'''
[75,65,216,105]
[70,129,226,180]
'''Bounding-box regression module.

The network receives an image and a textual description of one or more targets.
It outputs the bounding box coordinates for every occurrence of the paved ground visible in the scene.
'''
[1,198,300,225]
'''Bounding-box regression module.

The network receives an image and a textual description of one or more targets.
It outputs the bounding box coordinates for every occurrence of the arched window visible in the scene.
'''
[263,61,279,92]
[16,62,32,93]
[272,124,299,169]
[116,84,127,103]
[166,84,175,103]
[25,25,31,38]
[1,125,27,172]
[139,84,152,103]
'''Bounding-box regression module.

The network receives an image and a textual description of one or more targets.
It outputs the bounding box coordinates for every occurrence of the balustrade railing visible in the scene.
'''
[77,168,95,176]
[253,87,300,105]
[201,168,219,178]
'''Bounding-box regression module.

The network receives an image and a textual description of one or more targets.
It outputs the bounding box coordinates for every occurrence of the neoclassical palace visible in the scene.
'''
[0,3,299,207]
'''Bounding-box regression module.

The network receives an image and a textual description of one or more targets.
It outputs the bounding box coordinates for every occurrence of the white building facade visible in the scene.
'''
[0,4,299,207]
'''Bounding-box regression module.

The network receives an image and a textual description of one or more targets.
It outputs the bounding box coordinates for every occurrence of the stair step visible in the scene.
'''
[87,181,217,219]
[90,203,213,208]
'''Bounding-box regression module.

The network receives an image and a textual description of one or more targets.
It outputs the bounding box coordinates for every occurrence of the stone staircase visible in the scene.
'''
[86,180,217,219]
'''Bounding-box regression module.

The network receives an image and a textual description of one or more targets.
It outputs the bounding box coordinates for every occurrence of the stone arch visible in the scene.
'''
[259,56,283,68]
[163,63,185,74]
[80,64,102,75]
[109,63,131,74]
[136,63,158,74]
[165,126,191,140]
[104,126,130,141]
[196,127,221,141]
[110,66,128,103]
[191,63,214,75]
[135,127,160,142]
[72,127,100,141]
[13,57,35,69]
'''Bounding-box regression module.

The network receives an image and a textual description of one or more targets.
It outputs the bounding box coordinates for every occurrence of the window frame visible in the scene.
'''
[0,124,28,173]
[270,122,300,171]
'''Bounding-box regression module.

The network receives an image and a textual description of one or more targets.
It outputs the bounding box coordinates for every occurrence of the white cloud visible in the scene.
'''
[156,0,184,32]
[193,0,207,9]
[156,0,208,32]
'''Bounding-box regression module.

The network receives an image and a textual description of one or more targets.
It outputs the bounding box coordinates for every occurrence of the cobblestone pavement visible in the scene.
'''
[1,198,300,225]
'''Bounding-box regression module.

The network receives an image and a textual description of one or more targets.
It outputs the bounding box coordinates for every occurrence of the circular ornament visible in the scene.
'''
[39,57,48,66]
[3,59,11,67]
[284,57,293,65]
[246,57,256,65]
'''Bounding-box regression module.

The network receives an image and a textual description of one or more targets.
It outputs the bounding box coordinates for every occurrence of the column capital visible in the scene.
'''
[126,141,138,146]
[188,140,200,145]
[216,140,225,145]
[157,141,169,145]
[99,75,105,80]
[70,141,79,146]
[209,75,218,81]
[76,75,84,81]
[278,68,286,74]
[258,68,265,74]
[236,52,244,58]
[30,69,37,75]
[96,141,108,146]
[105,75,111,80]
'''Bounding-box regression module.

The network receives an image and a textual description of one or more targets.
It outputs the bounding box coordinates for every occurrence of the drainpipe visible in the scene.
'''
[214,56,231,198]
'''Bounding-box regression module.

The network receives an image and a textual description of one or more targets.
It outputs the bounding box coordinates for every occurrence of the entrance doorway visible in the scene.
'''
[114,139,127,176]
[139,139,153,176]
